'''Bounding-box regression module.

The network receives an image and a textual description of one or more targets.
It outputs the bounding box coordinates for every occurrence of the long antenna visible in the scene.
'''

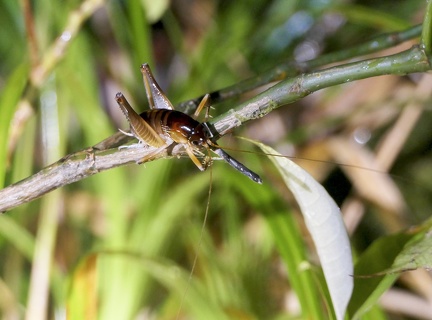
[199,122,262,183]
[212,148,262,183]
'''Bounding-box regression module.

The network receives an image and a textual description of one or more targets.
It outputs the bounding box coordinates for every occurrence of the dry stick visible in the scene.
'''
[0,147,168,212]
[0,46,431,213]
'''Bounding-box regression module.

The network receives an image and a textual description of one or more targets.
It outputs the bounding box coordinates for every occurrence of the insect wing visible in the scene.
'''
[141,63,174,110]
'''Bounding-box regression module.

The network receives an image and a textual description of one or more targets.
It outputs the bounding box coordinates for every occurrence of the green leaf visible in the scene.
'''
[67,254,98,320]
[388,231,432,272]
[349,232,413,318]
[350,219,432,319]
[141,0,170,23]
[0,63,29,188]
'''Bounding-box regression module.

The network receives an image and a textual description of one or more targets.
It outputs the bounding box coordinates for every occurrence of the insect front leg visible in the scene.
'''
[183,145,208,171]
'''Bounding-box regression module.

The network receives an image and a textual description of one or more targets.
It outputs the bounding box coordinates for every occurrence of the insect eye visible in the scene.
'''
[190,135,206,146]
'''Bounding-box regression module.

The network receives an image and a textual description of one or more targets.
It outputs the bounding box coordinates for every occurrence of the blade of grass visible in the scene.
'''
[348,232,413,318]
[233,170,325,319]
[335,4,411,30]
[0,63,29,188]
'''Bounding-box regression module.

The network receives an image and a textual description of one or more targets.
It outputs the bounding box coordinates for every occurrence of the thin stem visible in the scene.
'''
[421,0,432,53]
[177,24,422,114]
[0,146,170,212]
[210,45,431,137]
[21,0,39,68]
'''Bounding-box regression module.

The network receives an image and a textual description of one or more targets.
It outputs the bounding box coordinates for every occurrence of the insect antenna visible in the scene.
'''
[212,147,262,183]
[199,122,263,183]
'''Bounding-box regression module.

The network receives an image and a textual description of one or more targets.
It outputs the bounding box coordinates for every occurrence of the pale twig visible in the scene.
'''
[0,145,169,212]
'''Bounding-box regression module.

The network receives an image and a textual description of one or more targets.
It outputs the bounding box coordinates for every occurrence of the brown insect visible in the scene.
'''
[115,63,262,183]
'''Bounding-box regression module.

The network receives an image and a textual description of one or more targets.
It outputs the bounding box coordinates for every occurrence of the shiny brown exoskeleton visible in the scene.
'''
[116,63,262,183]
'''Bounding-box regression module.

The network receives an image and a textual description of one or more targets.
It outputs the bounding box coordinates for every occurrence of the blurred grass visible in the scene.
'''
[1,0,432,319]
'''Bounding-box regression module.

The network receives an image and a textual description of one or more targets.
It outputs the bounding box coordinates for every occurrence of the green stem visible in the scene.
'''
[211,45,431,136]
[422,0,432,53]
[177,24,422,114]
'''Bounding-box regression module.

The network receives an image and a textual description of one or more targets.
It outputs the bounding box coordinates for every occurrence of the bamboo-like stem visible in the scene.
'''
[176,24,423,114]
[1,44,431,212]
[211,45,431,137]
[421,1,432,52]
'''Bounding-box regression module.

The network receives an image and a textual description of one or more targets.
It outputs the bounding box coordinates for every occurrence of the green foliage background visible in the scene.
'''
[1,0,432,319]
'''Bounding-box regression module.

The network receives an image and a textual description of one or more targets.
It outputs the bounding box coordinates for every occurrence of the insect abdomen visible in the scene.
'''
[141,110,201,144]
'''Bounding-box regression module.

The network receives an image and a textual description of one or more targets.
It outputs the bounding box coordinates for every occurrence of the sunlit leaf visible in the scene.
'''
[0,215,34,259]
[348,233,409,318]
[388,227,432,272]
[349,218,432,319]
[0,63,28,189]
[67,254,98,320]
[100,251,229,320]
[141,0,170,23]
